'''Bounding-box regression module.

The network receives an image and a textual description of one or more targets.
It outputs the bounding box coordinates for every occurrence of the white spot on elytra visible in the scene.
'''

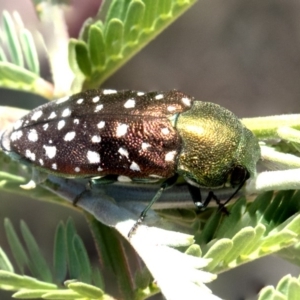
[28,129,38,142]
[161,128,170,135]
[117,175,132,182]
[95,104,104,112]
[182,97,191,106]
[167,105,176,112]
[77,98,84,104]
[56,96,69,104]
[43,124,49,130]
[103,89,117,95]
[137,92,144,96]
[97,121,105,129]
[25,149,36,161]
[62,108,71,117]
[141,142,151,150]
[48,112,57,119]
[118,147,129,158]
[57,120,65,130]
[43,145,57,159]
[74,119,79,124]
[13,119,23,130]
[10,130,23,141]
[91,135,101,143]
[92,96,100,103]
[31,110,43,121]
[75,167,80,172]
[49,140,53,144]
[116,124,129,137]
[130,161,140,171]
[124,99,135,108]
[52,163,57,170]
[155,94,164,100]
[165,151,176,162]
[87,151,100,163]
[97,166,103,171]
[64,131,76,141]
[39,159,44,165]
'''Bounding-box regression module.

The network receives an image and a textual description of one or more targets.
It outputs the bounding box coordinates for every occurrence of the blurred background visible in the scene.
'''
[0,0,300,299]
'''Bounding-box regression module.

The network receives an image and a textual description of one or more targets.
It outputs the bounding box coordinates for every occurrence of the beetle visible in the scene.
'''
[0,89,261,235]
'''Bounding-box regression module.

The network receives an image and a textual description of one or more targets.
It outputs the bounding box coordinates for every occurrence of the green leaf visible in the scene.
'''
[0,247,14,272]
[277,275,292,295]
[0,61,53,98]
[142,0,159,31]
[0,46,8,61]
[91,267,105,290]
[247,191,274,217]
[53,222,67,283]
[242,224,266,255]
[204,239,233,272]
[223,227,256,265]
[185,244,202,257]
[124,0,145,43]
[287,278,300,300]
[196,210,222,244]
[73,234,92,283]
[0,61,37,83]
[74,41,92,77]
[42,289,81,299]
[261,230,297,251]
[160,0,173,17]
[97,0,115,21]
[13,289,56,299]
[67,281,104,298]
[242,115,300,140]
[2,11,24,67]
[105,0,127,22]
[19,28,40,75]
[85,214,135,300]
[0,271,57,290]
[88,25,106,70]
[68,38,82,75]
[258,286,285,300]
[65,218,80,279]
[216,197,246,239]
[4,219,29,274]
[20,221,52,283]
[105,18,124,60]
[134,268,152,290]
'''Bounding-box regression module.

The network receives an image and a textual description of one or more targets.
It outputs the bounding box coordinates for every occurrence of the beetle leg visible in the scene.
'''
[187,184,203,208]
[187,185,219,210]
[73,175,118,205]
[187,185,231,214]
[128,174,179,237]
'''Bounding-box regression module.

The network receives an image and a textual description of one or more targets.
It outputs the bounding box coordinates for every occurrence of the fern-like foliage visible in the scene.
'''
[0,218,108,299]
[200,191,300,273]
[0,11,53,98]
[69,0,197,91]
[258,274,300,300]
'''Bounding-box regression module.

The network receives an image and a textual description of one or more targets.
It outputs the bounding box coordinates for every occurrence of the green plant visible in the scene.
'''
[1,1,300,299]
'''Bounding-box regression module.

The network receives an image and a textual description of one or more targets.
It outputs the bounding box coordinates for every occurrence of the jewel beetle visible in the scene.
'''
[0,89,261,235]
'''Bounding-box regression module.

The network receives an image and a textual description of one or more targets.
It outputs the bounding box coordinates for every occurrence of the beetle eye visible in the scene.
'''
[230,165,250,187]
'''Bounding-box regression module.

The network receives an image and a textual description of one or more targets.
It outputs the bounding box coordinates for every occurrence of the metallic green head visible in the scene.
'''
[176,101,260,189]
